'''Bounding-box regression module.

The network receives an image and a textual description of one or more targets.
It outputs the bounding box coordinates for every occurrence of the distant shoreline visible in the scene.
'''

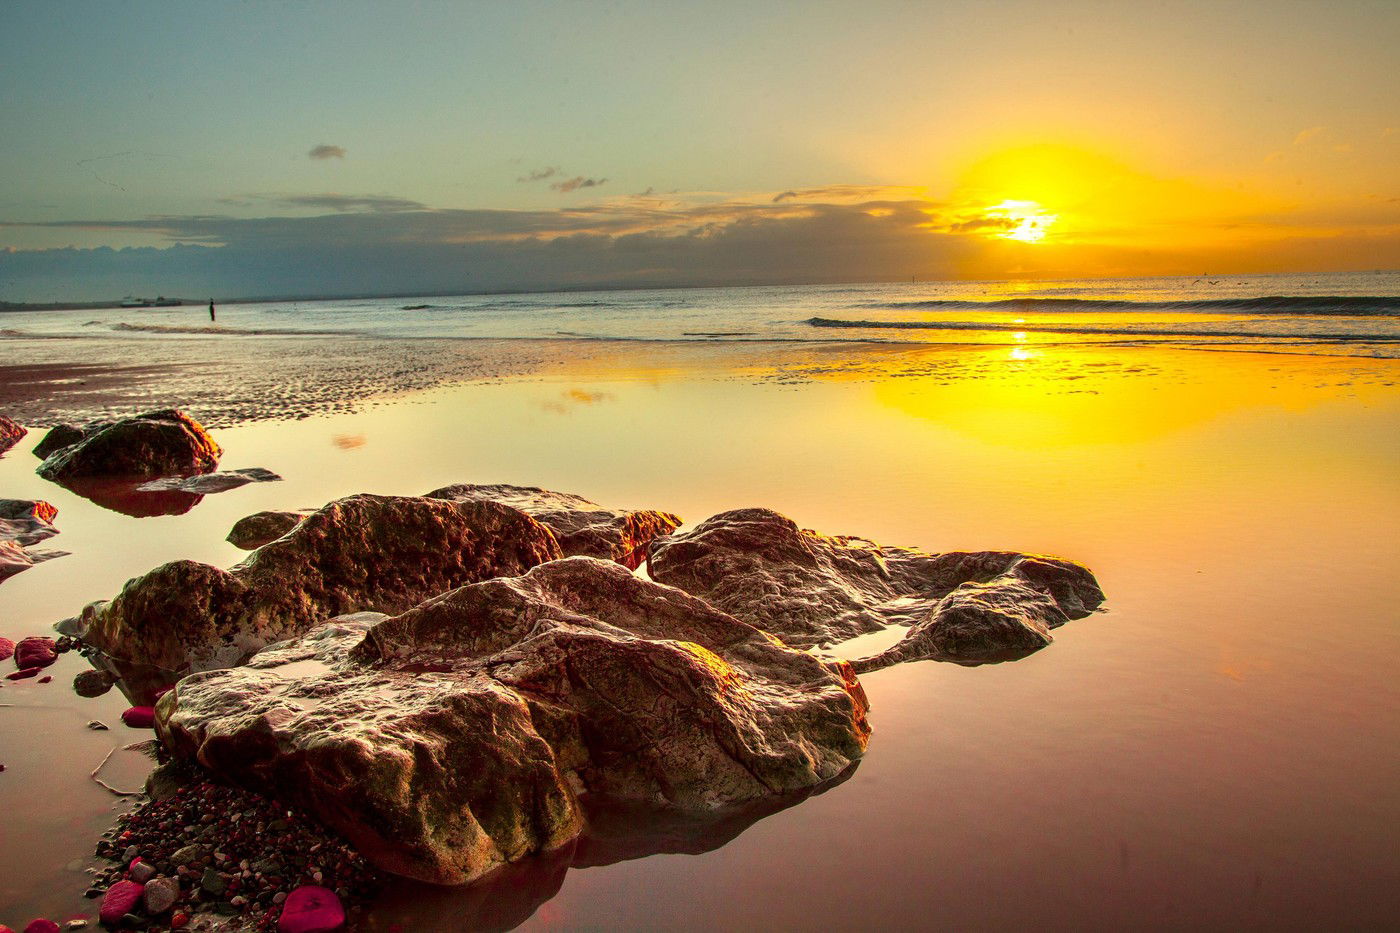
[5,269,1397,314]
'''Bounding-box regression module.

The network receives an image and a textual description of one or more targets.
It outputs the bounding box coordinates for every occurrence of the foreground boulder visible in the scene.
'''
[649,508,1103,661]
[0,414,25,454]
[81,493,563,672]
[426,484,682,569]
[36,409,221,481]
[159,557,869,884]
[226,509,310,549]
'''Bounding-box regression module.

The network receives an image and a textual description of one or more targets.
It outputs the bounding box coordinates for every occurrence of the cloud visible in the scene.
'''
[308,145,346,160]
[551,176,607,193]
[221,193,426,213]
[1292,127,1325,146]
[517,167,560,183]
[773,190,798,203]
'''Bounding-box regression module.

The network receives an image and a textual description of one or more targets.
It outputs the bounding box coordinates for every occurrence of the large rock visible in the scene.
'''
[227,509,310,550]
[426,484,681,569]
[648,508,1103,657]
[158,557,870,884]
[36,409,221,481]
[80,493,563,672]
[0,414,25,454]
[31,419,113,459]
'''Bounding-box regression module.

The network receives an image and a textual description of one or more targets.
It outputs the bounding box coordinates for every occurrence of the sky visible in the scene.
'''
[1,0,1398,301]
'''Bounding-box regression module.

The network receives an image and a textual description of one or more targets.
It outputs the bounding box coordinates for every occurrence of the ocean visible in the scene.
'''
[5,270,1400,357]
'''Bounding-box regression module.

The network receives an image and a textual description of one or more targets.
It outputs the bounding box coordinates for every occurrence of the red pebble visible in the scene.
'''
[37,676,51,684]
[99,880,144,925]
[13,637,57,669]
[0,636,14,661]
[121,706,156,728]
[277,885,345,933]
[170,912,190,929]
[6,667,41,681]
[24,920,60,933]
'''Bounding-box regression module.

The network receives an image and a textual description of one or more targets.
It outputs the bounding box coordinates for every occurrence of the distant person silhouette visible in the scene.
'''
[209,299,216,323]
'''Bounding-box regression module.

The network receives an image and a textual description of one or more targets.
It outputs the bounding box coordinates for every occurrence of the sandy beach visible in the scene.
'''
[2,320,1397,930]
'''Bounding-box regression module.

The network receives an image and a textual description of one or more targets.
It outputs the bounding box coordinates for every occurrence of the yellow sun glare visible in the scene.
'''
[987,199,1057,243]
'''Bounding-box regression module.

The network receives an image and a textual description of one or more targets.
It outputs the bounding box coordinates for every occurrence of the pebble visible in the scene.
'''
[123,845,139,864]
[24,922,60,933]
[98,879,144,926]
[277,885,345,933]
[120,706,156,729]
[6,667,41,681]
[86,720,109,731]
[143,875,179,914]
[129,859,157,883]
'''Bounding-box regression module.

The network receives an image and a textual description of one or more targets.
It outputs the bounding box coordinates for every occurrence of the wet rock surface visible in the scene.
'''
[138,468,282,496]
[426,483,682,569]
[36,409,222,482]
[0,498,60,546]
[648,508,1104,661]
[158,557,870,885]
[226,511,310,550]
[0,414,25,453]
[81,493,563,672]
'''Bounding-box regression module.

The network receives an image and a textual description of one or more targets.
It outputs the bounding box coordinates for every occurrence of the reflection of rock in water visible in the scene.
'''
[365,765,857,933]
[52,476,203,517]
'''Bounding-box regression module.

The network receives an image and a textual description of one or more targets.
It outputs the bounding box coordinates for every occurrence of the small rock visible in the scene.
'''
[66,921,88,930]
[121,706,156,728]
[99,879,144,926]
[6,667,41,681]
[171,844,206,866]
[73,669,117,698]
[36,675,51,684]
[200,866,227,896]
[129,858,156,883]
[143,876,179,914]
[13,637,58,669]
[169,912,190,929]
[123,845,139,864]
[277,885,345,933]
[87,720,109,730]
[24,921,60,933]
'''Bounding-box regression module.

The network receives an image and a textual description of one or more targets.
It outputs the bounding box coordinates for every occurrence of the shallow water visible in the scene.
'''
[1,341,1398,929]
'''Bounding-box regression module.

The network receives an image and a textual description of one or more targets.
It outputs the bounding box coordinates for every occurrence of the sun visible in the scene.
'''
[986,199,1058,243]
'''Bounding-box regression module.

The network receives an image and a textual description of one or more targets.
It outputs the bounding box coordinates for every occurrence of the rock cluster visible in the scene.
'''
[86,779,379,932]
[158,557,870,884]
[426,483,682,569]
[36,409,222,481]
[80,493,563,672]
[649,508,1103,663]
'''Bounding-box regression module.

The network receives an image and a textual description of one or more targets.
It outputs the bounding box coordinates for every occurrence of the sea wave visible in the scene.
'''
[109,322,359,337]
[857,296,1400,315]
[805,317,1400,342]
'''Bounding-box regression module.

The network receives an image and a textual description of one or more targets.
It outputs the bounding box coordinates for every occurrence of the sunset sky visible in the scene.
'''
[2,0,1398,300]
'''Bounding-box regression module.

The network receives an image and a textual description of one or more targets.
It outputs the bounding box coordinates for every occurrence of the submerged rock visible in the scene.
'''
[138,466,281,495]
[0,414,25,454]
[426,484,682,569]
[159,557,870,884]
[36,409,221,481]
[648,508,1103,660]
[82,493,563,672]
[226,509,310,550]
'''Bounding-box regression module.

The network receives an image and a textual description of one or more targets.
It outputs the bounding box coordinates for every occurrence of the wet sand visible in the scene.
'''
[1,338,1398,929]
